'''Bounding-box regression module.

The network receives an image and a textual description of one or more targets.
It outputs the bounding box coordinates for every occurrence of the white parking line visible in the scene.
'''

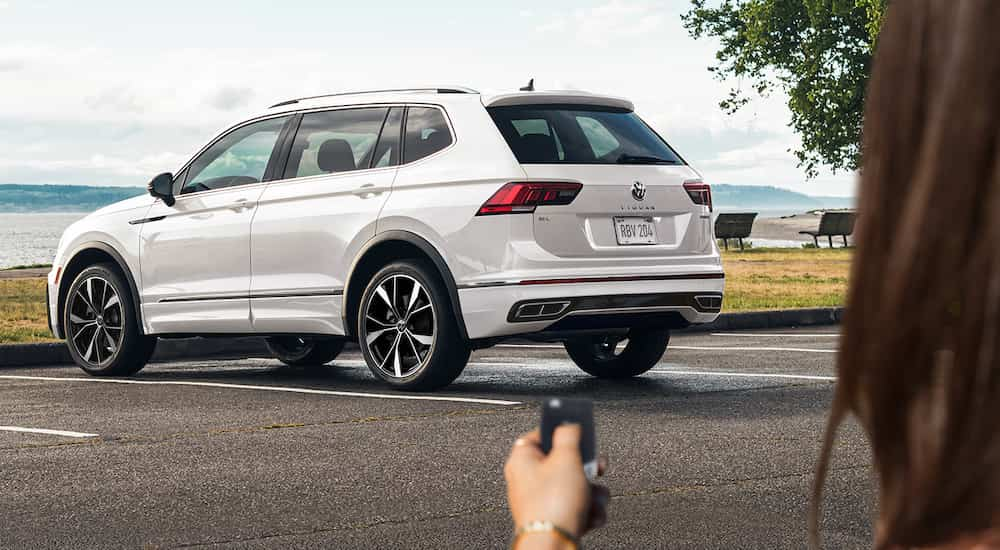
[650,369,836,382]
[0,426,99,438]
[0,376,520,406]
[669,345,836,354]
[495,343,836,354]
[495,344,563,349]
[711,332,839,338]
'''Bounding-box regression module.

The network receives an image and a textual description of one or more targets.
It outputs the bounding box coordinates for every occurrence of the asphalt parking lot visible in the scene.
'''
[0,327,874,549]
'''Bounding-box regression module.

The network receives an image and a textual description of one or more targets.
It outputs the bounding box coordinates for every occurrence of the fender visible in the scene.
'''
[342,230,469,341]
[59,241,145,336]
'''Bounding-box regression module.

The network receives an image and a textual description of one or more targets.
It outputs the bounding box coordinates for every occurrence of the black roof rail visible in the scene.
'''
[268,87,478,109]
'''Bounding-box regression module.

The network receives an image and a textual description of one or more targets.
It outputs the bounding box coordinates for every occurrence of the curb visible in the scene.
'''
[0,307,842,368]
[0,338,270,368]
[679,307,843,333]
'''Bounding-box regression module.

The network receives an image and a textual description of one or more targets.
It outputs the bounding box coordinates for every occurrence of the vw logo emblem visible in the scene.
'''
[631,181,646,201]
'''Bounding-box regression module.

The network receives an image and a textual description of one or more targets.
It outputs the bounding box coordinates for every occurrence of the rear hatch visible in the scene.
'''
[486,103,713,258]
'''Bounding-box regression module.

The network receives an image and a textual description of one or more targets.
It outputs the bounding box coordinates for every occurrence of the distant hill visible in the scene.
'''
[712,184,854,212]
[0,183,854,213]
[0,184,145,213]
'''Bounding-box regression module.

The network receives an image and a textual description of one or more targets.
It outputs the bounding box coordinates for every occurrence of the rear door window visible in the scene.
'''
[488,105,684,165]
[283,107,389,179]
[403,107,453,164]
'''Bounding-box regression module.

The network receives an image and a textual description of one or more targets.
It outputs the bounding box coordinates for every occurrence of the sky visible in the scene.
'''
[0,0,857,197]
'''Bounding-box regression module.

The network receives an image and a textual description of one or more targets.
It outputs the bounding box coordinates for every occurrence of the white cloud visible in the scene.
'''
[536,1,667,44]
[206,86,255,111]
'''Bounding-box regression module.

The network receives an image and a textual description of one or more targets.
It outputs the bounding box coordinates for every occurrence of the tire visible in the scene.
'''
[564,328,670,379]
[357,260,470,391]
[265,336,344,367]
[63,263,156,376]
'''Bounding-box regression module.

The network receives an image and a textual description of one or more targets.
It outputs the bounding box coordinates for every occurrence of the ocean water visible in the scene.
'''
[0,213,86,269]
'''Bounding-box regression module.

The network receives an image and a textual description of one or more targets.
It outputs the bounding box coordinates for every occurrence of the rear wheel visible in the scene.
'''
[64,263,156,376]
[357,260,470,391]
[564,329,670,379]
[265,336,344,367]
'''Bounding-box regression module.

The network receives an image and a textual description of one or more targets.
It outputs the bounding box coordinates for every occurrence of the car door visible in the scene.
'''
[249,106,400,335]
[140,115,291,334]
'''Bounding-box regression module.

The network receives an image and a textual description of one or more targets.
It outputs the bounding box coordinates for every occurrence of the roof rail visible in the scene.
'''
[268,86,479,108]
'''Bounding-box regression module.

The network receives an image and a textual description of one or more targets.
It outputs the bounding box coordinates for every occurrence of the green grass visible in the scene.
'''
[1,263,51,271]
[721,247,851,311]
[0,247,852,344]
[0,279,57,344]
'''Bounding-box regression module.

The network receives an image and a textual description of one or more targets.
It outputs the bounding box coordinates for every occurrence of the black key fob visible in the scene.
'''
[540,397,597,480]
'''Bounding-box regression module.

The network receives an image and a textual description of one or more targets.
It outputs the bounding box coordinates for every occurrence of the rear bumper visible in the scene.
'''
[457,274,724,340]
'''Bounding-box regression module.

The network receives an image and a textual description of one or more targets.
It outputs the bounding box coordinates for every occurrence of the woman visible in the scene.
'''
[505,1,1000,548]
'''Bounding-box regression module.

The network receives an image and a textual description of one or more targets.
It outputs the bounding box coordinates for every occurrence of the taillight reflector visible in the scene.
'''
[683,180,712,212]
[477,182,582,216]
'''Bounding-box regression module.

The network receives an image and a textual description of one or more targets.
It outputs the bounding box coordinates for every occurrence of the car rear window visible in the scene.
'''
[487,105,684,165]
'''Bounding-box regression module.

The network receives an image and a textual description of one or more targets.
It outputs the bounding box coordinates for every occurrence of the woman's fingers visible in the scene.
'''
[505,429,544,478]
[550,423,582,455]
[597,455,609,477]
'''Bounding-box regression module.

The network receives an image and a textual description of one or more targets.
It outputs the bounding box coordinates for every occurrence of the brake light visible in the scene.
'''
[476,182,582,216]
[683,180,712,211]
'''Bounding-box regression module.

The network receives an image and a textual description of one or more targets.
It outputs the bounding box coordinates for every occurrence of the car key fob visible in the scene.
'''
[540,397,597,480]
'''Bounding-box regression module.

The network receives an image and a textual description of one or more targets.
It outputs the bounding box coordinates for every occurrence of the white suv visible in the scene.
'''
[47,86,724,390]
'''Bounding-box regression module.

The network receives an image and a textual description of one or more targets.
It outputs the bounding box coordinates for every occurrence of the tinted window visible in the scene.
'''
[284,108,389,179]
[488,105,683,165]
[182,116,288,194]
[403,107,453,164]
[372,107,403,169]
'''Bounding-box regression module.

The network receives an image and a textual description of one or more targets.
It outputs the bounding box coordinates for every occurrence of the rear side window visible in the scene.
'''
[488,105,684,165]
[284,107,389,179]
[403,107,453,164]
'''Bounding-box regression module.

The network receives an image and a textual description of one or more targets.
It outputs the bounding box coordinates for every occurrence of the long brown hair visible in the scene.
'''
[812,1,1000,548]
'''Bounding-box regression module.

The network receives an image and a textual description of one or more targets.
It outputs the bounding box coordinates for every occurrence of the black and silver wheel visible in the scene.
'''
[564,328,670,379]
[358,260,469,390]
[265,336,344,367]
[64,263,156,376]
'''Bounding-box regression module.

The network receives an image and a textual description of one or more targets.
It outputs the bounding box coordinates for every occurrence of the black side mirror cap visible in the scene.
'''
[148,172,175,207]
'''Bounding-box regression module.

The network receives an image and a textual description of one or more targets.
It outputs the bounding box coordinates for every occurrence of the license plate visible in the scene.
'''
[613,217,658,245]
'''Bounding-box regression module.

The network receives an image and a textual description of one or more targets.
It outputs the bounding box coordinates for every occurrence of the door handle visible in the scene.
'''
[352,184,380,198]
[229,199,253,212]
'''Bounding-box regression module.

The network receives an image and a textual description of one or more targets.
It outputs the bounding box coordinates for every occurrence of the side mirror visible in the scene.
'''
[147,172,175,207]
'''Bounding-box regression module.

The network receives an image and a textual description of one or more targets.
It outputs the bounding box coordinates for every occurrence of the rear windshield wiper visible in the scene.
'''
[616,154,680,165]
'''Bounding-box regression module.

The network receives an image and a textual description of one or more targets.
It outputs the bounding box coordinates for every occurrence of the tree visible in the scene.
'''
[682,0,887,177]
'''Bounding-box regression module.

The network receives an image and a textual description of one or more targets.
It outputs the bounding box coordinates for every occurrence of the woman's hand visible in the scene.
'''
[504,424,609,543]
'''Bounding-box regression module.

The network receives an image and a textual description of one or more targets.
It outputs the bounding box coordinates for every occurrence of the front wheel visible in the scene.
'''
[357,260,470,391]
[265,336,344,367]
[64,263,156,376]
[564,329,670,379]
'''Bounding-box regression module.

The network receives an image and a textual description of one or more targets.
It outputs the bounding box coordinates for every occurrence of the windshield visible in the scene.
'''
[487,104,684,165]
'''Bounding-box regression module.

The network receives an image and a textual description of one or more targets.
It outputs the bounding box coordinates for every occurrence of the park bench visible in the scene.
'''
[714,212,757,251]
[799,211,856,248]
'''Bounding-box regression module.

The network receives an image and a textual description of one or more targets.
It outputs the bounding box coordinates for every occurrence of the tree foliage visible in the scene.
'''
[682,0,887,177]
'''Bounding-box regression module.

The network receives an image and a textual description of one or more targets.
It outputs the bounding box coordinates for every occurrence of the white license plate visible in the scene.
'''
[613,217,658,245]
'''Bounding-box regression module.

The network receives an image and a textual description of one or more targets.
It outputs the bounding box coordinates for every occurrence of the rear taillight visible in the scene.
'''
[476,182,582,216]
[683,180,712,212]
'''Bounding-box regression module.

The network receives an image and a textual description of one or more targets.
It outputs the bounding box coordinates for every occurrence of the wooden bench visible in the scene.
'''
[799,211,856,248]
[714,213,757,251]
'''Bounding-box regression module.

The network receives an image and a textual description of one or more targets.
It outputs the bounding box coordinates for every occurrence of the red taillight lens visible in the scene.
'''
[683,180,712,212]
[477,182,582,216]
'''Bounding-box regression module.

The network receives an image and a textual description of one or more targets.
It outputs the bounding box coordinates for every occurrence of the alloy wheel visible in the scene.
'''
[593,336,629,360]
[362,274,435,378]
[68,276,124,367]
